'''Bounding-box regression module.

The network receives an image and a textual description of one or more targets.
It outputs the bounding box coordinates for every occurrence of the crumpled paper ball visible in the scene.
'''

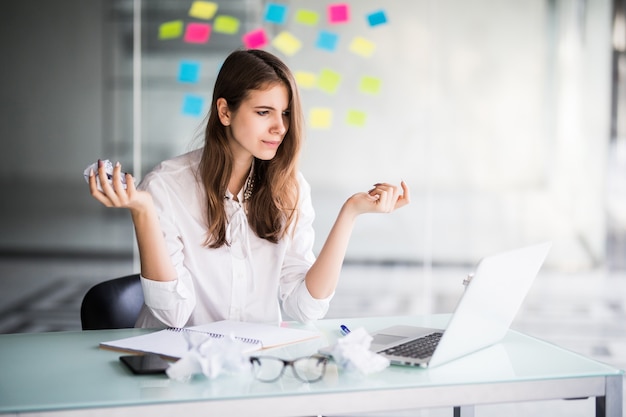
[327,327,390,374]
[83,159,129,191]
[166,334,251,382]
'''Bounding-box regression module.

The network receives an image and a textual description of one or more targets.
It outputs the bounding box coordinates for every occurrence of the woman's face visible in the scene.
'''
[220,82,290,162]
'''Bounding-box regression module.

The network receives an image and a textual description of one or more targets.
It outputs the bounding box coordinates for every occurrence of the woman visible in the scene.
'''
[89,49,409,328]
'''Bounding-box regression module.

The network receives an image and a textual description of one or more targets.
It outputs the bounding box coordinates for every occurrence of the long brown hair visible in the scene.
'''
[198,49,304,248]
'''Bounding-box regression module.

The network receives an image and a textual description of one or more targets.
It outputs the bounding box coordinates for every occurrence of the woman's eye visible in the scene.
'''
[257,111,269,116]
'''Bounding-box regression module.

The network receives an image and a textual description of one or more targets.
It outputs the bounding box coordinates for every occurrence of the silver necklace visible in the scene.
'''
[243,173,254,202]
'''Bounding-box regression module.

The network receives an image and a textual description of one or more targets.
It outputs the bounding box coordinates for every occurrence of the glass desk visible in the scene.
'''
[0,315,623,416]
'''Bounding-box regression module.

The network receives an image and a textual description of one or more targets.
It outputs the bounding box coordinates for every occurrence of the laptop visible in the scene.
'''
[369,241,551,368]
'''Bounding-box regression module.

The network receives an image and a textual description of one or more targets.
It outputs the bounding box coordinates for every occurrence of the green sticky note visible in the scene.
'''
[272,31,302,56]
[359,76,382,95]
[214,15,240,34]
[295,9,319,26]
[189,1,218,20]
[317,68,341,94]
[346,109,367,127]
[159,20,183,39]
[310,108,333,129]
[295,71,317,89]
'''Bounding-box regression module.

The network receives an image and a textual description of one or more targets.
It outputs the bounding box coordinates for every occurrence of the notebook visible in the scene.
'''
[368,241,551,368]
[100,320,321,360]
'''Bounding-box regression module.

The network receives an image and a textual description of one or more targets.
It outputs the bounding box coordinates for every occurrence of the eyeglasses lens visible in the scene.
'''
[251,356,327,383]
[252,357,285,382]
[292,356,326,382]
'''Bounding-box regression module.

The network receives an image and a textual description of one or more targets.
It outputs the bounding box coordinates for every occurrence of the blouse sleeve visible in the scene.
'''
[279,174,333,322]
[136,173,197,328]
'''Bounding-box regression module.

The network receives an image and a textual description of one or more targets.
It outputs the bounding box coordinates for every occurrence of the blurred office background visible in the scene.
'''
[1,0,625,386]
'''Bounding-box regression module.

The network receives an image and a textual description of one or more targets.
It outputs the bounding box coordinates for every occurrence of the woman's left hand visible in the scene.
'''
[345,180,410,215]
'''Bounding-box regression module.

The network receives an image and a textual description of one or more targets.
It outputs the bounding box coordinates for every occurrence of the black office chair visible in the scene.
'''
[80,273,144,330]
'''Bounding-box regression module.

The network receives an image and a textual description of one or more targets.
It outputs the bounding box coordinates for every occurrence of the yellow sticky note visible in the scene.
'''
[310,108,333,129]
[295,9,319,26]
[359,76,382,95]
[214,15,240,34]
[295,71,317,89]
[159,20,183,39]
[272,31,302,56]
[189,1,218,20]
[317,68,341,94]
[346,109,367,127]
[349,36,376,57]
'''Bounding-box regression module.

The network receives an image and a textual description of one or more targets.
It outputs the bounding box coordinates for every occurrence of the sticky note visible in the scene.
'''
[294,71,317,89]
[349,37,376,57]
[315,30,339,52]
[328,3,349,24]
[242,28,269,49]
[182,94,204,116]
[367,9,388,27]
[310,108,332,129]
[184,23,211,43]
[265,3,288,24]
[159,20,183,39]
[346,109,367,127]
[189,1,218,20]
[272,31,302,56]
[214,15,240,34]
[359,76,382,95]
[318,68,341,94]
[295,9,319,26]
[178,61,201,83]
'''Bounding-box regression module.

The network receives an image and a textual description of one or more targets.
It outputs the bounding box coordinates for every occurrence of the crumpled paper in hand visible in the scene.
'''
[83,159,129,191]
[327,327,390,374]
[166,334,251,382]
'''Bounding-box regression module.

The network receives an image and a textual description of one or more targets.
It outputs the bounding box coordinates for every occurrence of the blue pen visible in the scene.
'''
[340,324,351,336]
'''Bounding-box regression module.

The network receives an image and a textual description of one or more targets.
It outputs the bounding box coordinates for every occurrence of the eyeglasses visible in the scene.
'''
[249,355,328,383]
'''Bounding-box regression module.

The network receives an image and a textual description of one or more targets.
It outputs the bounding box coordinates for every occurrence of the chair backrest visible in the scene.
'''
[80,274,144,330]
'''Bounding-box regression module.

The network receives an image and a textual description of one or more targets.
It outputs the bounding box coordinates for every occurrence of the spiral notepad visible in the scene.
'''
[100,320,320,359]
[167,326,261,345]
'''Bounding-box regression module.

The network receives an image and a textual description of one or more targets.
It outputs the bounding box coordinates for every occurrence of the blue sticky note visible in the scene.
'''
[265,3,288,24]
[182,94,204,116]
[178,60,200,83]
[315,30,339,52]
[367,10,387,27]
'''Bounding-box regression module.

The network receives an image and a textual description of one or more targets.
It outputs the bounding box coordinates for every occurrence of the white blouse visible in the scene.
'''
[134,149,332,328]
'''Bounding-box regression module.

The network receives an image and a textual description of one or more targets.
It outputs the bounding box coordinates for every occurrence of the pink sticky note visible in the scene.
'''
[184,22,211,43]
[328,3,349,24]
[242,28,269,49]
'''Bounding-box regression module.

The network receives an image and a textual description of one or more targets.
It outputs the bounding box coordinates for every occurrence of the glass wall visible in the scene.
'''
[0,0,618,272]
[111,0,615,270]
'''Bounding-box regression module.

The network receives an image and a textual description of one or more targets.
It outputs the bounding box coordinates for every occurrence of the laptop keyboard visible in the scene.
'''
[381,332,443,359]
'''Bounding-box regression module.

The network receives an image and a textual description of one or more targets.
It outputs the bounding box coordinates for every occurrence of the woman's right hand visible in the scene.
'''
[88,160,152,212]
